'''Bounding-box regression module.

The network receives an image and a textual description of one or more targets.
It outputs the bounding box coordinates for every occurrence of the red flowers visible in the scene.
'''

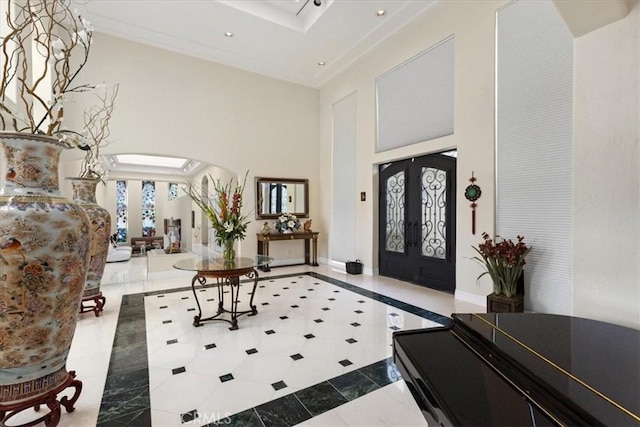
[219,192,229,222]
[472,232,531,297]
[231,193,241,215]
[185,171,251,246]
[477,232,529,268]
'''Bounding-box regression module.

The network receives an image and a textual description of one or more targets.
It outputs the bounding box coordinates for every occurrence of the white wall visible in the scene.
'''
[60,32,321,258]
[496,0,574,315]
[573,2,640,328]
[320,0,506,304]
[331,92,358,264]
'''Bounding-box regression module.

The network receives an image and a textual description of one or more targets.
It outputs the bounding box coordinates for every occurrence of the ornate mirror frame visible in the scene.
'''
[255,177,309,219]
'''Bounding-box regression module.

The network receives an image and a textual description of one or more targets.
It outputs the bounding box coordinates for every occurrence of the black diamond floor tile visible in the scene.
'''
[271,381,287,391]
[180,409,197,423]
[219,373,234,383]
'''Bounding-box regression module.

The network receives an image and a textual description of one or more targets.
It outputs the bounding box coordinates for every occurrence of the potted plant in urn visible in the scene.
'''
[0,0,105,422]
[472,232,532,313]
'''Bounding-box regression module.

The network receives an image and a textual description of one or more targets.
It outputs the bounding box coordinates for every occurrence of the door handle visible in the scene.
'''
[413,223,419,248]
[405,221,412,248]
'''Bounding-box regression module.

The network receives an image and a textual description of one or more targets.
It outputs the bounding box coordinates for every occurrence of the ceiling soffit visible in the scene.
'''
[218,0,333,33]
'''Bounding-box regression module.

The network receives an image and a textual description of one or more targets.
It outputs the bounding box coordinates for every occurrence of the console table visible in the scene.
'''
[256,231,319,272]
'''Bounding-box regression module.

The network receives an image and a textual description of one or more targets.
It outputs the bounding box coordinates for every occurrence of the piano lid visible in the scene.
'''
[453,313,640,426]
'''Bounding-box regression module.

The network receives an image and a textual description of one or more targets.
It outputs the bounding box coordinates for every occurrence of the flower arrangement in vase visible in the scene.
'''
[275,213,301,234]
[184,172,251,261]
[471,232,532,298]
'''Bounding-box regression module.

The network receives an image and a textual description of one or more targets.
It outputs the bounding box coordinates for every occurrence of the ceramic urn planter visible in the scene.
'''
[0,132,90,424]
[68,177,111,316]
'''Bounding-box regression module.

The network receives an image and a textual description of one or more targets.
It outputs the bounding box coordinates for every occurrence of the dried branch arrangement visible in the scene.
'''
[79,83,119,180]
[0,0,95,143]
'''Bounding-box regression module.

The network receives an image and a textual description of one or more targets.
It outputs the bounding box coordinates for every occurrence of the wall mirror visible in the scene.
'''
[255,177,309,219]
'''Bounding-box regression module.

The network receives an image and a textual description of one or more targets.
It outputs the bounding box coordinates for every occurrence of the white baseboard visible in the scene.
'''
[326,259,375,276]
[455,289,487,308]
[328,259,346,272]
[268,257,306,267]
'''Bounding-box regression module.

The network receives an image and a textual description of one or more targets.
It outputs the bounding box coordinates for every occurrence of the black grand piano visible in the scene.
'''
[393,313,640,426]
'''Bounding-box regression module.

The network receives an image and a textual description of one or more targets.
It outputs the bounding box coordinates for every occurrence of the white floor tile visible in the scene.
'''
[198,378,276,416]
[233,352,294,384]
[282,357,345,389]
[331,383,428,427]
[150,371,221,416]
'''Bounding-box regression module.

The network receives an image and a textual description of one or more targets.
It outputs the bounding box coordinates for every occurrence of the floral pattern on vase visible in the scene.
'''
[68,178,111,304]
[0,132,91,404]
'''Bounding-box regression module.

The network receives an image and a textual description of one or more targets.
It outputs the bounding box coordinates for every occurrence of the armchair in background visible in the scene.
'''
[107,233,132,262]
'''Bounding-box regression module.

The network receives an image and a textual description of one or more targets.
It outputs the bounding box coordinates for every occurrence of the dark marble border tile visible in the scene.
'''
[328,369,380,400]
[294,381,348,416]
[227,357,401,426]
[97,292,150,426]
[358,358,403,387]
[309,272,451,325]
[254,394,312,427]
[224,408,263,426]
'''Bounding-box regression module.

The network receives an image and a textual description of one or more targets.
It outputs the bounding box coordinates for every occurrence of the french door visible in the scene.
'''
[378,153,456,293]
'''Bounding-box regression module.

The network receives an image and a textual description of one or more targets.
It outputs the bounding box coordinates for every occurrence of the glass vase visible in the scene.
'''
[222,239,235,261]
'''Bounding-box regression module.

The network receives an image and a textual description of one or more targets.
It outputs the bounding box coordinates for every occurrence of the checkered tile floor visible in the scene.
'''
[21,258,483,426]
[145,274,441,424]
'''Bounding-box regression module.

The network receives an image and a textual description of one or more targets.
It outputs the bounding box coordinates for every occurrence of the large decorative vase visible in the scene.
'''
[0,133,90,425]
[68,177,111,317]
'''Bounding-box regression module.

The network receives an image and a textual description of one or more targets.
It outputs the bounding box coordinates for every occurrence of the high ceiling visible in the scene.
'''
[77,0,440,177]
[76,0,439,88]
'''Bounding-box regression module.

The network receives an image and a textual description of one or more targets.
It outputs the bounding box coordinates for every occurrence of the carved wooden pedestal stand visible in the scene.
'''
[80,292,106,317]
[0,371,82,427]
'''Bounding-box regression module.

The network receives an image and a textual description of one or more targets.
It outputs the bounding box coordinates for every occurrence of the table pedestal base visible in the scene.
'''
[191,269,259,330]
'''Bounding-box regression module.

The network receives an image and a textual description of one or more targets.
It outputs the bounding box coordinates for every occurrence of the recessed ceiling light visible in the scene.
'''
[377,9,387,17]
[224,32,234,37]
[318,61,326,66]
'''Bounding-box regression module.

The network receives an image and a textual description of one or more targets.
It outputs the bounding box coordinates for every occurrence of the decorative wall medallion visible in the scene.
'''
[465,172,482,234]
